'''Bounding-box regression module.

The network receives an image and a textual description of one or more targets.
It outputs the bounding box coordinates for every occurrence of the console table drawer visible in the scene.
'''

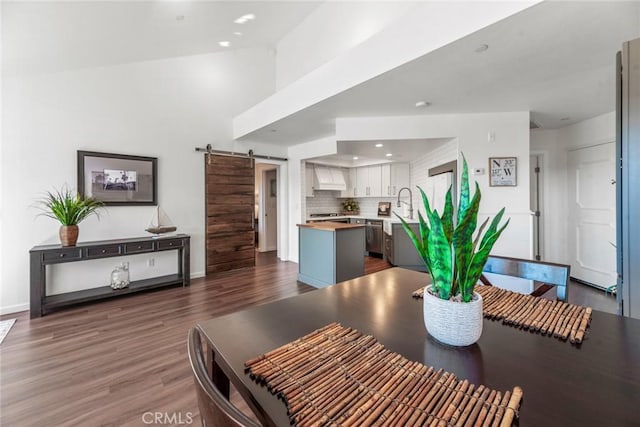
[157,239,183,251]
[43,248,83,263]
[124,241,154,254]
[87,244,122,259]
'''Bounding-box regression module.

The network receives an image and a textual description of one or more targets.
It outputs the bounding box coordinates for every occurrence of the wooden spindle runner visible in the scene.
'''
[245,324,524,427]
[413,285,593,345]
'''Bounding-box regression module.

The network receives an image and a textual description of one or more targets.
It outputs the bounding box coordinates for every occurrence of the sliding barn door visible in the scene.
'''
[205,154,255,273]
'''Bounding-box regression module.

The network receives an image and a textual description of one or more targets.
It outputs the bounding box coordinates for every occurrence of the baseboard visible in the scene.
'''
[1,272,204,316]
[570,276,607,291]
[0,303,29,316]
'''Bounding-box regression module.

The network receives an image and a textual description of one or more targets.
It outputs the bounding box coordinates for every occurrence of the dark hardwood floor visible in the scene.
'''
[0,255,617,426]
[0,260,313,427]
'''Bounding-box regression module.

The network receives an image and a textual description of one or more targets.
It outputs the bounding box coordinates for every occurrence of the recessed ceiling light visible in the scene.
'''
[415,101,431,108]
[234,13,256,24]
[233,32,243,36]
[386,153,393,157]
[560,117,571,121]
[353,156,359,160]
[375,143,384,148]
[474,44,489,53]
[218,41,231,47]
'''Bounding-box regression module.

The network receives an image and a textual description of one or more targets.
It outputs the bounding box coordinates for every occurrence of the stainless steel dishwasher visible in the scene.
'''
[365,220,384,255]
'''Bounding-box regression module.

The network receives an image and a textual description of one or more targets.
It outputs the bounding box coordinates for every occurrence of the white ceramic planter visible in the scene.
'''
[423,285,483,346]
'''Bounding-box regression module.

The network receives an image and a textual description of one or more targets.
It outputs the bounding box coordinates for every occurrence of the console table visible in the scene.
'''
[29,234,190,318]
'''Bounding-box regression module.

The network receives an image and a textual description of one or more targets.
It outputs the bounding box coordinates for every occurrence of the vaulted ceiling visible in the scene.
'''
[237,1,640,145]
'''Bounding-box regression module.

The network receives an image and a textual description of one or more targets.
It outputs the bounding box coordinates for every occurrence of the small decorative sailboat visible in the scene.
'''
[145,206,177,236]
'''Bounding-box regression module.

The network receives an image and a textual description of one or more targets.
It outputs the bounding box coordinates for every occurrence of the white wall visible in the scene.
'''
[1,49,276,314]
[336,112,532,258]
[530,111,615,265]
[275,1,416,89]
[286,136,337,262]
[235,1,540,139]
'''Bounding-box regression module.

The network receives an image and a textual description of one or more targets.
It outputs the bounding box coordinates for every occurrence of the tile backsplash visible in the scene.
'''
[305,191,342,214]
[306,193,408,217]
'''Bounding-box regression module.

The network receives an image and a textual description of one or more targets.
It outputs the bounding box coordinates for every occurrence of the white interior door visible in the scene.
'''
[263,169,278,251]
[567,142,616,288]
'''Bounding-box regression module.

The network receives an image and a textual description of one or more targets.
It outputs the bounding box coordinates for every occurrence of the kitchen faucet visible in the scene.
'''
[396,187,414,220]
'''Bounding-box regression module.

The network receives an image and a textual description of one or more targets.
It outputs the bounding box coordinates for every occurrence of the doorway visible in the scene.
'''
[530,154,543,261]
[255,164,279,265]
[260,168,278,252]
[567,142,616,289]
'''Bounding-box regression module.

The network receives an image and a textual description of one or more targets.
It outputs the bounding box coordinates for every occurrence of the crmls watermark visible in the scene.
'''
[142,412,194,425]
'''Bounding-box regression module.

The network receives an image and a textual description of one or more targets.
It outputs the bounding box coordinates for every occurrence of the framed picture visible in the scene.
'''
[378,202,391,217]
[78,151,157,205]
[489,157,517,187]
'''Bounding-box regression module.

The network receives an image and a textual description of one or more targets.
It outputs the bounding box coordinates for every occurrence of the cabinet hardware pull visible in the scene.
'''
[102,250,106,253]
[59,253,65,257]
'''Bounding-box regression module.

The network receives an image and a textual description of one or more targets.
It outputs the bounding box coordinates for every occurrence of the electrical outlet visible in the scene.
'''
[148,258,155,267]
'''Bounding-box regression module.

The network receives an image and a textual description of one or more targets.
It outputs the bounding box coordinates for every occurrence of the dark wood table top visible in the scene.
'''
[197,267,640,427]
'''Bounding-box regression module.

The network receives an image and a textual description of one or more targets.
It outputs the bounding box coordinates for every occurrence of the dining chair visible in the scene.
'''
[481,255,571,302]
[188,327,261,427]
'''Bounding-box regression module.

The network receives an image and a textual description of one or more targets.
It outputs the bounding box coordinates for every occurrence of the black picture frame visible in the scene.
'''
[77,150,157,205]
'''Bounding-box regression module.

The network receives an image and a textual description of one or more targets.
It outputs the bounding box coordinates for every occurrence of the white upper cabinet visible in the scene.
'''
[390,163,410,196]
[368,165,383,196]
[310,162,409,198]
[355,167,368,197]
[381,164,391,196]
[353,163,409,197]
[354,165,384,197]
[305,164,315,197]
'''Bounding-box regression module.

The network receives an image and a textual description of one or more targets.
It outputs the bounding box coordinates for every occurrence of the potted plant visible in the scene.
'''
[36,187,104,246]
[341,198,359,215]
[396,155,509,346]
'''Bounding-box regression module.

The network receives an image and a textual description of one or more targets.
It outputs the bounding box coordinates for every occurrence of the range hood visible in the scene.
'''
[313,165,346,191]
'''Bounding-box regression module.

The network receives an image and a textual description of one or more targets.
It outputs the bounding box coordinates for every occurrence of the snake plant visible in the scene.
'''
[396,155,509,302]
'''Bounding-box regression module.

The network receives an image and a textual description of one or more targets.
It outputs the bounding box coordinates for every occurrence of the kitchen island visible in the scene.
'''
[297,222,365,288]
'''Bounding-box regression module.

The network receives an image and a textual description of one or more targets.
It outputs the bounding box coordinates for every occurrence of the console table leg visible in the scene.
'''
[183,239,190,286]
[29,252,44,318]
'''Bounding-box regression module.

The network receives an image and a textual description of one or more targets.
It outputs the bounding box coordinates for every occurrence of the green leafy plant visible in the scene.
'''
[396,155,509,302]
[341,198,359,212]
[36,187,104,226]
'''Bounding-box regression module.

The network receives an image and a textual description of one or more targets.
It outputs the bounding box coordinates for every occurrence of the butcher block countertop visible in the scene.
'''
[297,222,365,231]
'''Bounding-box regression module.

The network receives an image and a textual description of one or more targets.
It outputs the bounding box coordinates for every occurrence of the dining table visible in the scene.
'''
[196,267,640,426]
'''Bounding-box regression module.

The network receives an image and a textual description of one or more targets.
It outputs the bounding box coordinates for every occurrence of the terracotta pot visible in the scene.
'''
[59,225,79,247]
[423,285,483,346]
